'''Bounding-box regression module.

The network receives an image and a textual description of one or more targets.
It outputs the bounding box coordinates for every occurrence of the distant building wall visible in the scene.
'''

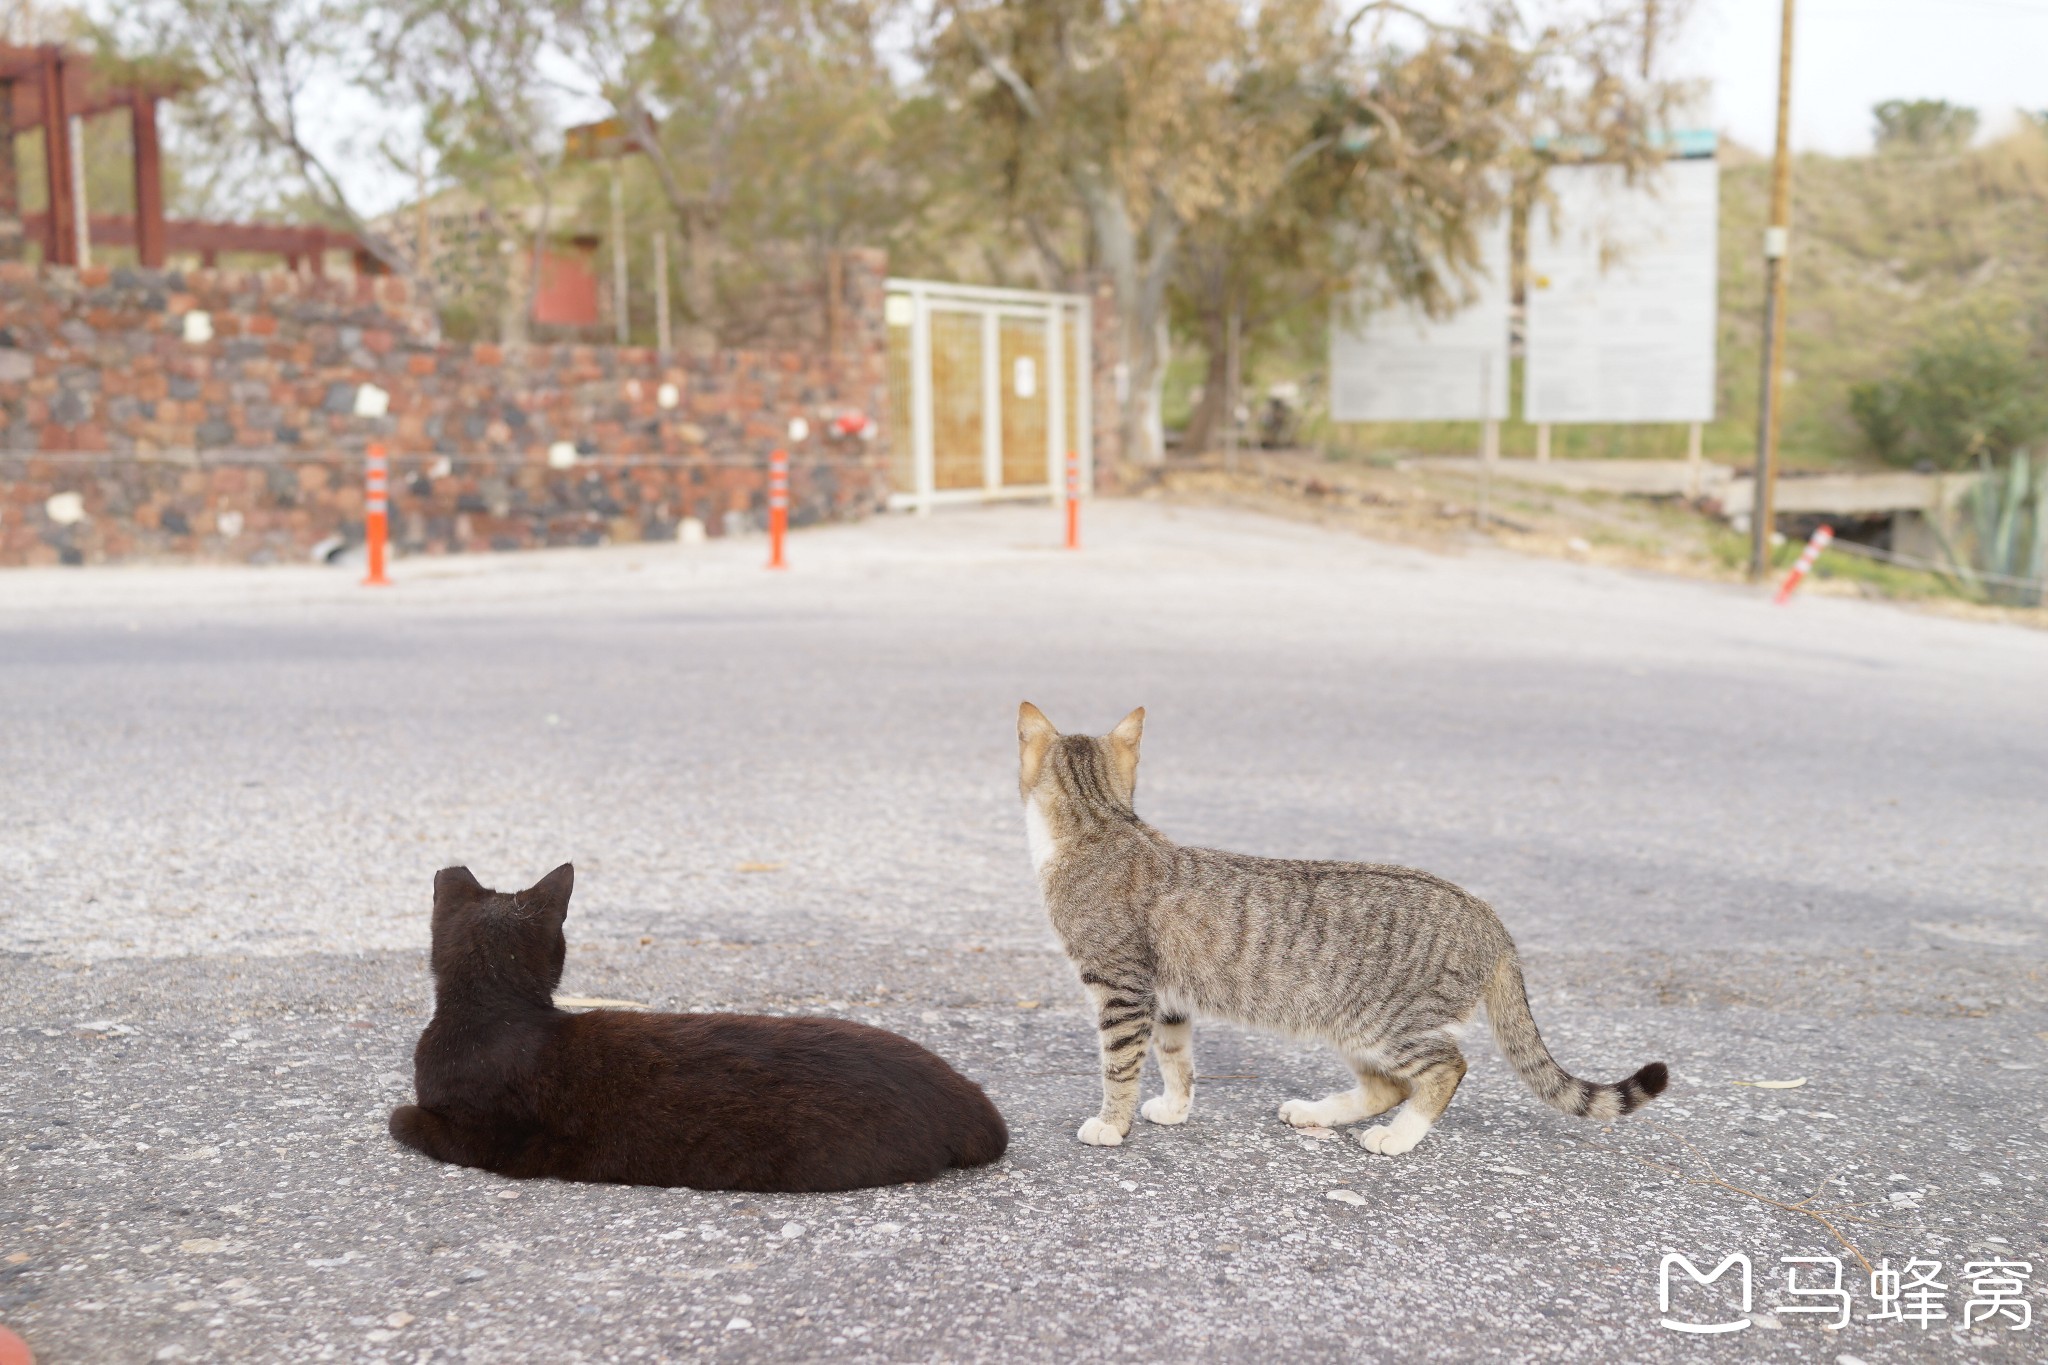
[0,254,888,565]
[532,247,601,328]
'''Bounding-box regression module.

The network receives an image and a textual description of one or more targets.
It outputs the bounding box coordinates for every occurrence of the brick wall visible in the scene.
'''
[0,255,889,566]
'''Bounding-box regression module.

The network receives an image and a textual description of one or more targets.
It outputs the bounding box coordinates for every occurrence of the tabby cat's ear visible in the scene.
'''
[433,866,487,909]
[1018,702,1057,795]
[1108,706,1145,801]
[521,863,575,918]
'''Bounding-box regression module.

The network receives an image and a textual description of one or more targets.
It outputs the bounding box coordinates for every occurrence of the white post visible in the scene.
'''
[653,229,671,354]
[610,160,628,345]
[910,289,936,516]
[981,309,1002,492]
[1046,304,1066,494]
[1076,296,1094,496]
[70,116,90,269]
[1536,422,1551,463]
[1686,421,1703,498]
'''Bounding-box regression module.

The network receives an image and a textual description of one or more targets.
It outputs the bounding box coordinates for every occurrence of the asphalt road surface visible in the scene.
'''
[3,500,2045,1363]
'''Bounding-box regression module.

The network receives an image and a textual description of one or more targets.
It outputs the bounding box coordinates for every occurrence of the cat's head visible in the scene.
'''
[428,863,574,1000]
[1017,702,1144,815]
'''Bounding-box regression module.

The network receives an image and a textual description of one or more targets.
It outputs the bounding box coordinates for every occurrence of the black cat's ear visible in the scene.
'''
[522,863,574,917]
[434,866,487,909]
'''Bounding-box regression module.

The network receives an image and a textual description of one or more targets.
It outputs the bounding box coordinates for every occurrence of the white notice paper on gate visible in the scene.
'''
[1328,216,1510,423]
[1525,159,1719,423]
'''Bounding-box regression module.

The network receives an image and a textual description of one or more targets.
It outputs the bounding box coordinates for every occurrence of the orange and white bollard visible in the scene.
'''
[362,443,391,587]
[1064,449,1080,551]
[1773,523,1832,605]
[767,447,789,570]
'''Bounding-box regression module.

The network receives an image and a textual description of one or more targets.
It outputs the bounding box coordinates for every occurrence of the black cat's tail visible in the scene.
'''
[952,1087,1010,1169]
[390,1103,478,1167]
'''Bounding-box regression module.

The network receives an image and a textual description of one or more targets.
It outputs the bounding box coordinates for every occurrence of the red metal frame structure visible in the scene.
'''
[0,44,184,266]
[22,212,368,272]
[0,44,371,273]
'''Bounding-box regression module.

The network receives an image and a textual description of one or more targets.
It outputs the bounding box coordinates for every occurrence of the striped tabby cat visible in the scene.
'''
[1018,703,1667,1156]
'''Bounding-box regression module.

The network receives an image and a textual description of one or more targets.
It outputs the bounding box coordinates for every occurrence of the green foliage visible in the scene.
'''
[1873,99,1978,152]
[1848,328,2048,469]
[1958,448,2048,605]
[1692,129,2048,471]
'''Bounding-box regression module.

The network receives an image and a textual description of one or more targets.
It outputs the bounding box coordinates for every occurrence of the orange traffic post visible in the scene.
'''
[767,447,789,570]
[362,443,391,587]
[1064,449,1080,551]
[1773,523,1832,605]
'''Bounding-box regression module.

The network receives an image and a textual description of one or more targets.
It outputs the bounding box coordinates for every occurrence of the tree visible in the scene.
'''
[1873,99,1978,153]
[1849,326,2048,470]
[110,0,417,276]
[544,0,913,347]
[1172,10,1542,455]
[928,0,1687,466]
[364,0,563,341]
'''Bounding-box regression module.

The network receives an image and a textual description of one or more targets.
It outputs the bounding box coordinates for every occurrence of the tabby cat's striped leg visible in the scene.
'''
[1141,1013,1194,1125]
[1360,1049,1468,1156]
[1077,983,1154,1146]
[1279,1062,1406,1129]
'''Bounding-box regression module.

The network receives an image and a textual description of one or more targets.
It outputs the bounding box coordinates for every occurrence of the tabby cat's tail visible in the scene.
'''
[1482,953,1668,1121]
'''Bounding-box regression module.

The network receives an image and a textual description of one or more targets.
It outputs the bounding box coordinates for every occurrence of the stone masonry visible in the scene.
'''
[0,255,890,566]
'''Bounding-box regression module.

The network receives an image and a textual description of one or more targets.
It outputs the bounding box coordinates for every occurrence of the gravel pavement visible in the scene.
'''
[2,499,2045,1363]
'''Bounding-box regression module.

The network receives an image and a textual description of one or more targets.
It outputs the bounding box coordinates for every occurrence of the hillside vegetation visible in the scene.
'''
[1305,125,2048,470]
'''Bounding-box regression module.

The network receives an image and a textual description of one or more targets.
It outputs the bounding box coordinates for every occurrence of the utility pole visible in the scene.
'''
[1750,0,1796,579]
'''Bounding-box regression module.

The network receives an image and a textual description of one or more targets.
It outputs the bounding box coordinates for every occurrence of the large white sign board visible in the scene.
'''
[1329,215,1510,422]
[1524,159,1719,424]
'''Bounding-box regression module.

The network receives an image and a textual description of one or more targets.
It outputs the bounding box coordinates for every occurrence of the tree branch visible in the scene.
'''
[943,2,1047,123]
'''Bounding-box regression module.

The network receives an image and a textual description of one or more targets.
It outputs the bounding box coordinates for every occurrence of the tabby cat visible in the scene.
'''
[1017,703,1667,1156]
[390,863,1008,1191]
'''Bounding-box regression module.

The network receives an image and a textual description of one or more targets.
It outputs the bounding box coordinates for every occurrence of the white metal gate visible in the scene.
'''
[885,279,1092,514]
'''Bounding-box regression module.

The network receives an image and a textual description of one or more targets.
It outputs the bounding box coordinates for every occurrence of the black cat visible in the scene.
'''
[389,864,1007,1191]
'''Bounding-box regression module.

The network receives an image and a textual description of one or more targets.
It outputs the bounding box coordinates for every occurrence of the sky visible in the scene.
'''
[1684,0,2048,153]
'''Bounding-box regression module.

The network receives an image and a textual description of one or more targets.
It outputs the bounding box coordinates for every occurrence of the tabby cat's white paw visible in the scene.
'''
[1077,1117,1125,1146]
[1278,1099,1326,1128]
[1141,1095,1190,1126]
[1359,1123,1421,1156]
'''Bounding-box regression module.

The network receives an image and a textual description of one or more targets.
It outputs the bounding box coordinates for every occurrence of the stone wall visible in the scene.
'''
[0,255,889,566]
